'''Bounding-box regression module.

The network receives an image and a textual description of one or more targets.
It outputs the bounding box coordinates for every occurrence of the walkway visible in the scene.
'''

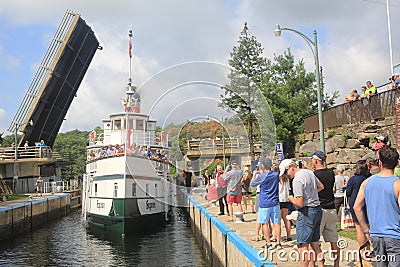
[189,187,375,267]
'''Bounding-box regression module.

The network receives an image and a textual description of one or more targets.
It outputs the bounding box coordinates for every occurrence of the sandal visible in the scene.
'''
[251,236,261,241]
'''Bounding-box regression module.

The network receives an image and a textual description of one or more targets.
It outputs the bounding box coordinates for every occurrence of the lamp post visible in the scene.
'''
[221,117,226,169]
[12,120,33,194]
[274,24,326,156]
[207,116,226,169]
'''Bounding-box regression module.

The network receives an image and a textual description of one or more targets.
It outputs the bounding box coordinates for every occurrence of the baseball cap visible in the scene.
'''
[279,159,294,176]
[309,150,326,161]
[259,157,272,170]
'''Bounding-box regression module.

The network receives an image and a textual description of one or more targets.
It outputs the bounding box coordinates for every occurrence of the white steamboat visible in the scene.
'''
[82,31,172,233]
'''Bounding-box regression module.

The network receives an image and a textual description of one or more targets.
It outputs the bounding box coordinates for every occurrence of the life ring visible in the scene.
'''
[89,130,97,142]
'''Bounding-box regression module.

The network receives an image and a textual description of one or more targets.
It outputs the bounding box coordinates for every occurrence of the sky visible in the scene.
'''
[1,0,400,136]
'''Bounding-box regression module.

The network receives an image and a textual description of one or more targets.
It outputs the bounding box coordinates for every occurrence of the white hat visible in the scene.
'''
[279,159,294,176]
[336,164,346,172]
[375,136,385,141]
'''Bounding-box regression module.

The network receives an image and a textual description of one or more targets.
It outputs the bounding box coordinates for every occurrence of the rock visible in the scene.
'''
[335,128,344,135]
[364,124,380,131]
[299,141,319,156]
[337,149,365,164]
[327,135,346,150]
[345,139,360,149]
[305,133,314,141]
[326,152,338,165]
[356,132,373,141]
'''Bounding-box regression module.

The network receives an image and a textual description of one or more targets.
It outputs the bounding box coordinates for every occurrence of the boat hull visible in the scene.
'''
[83,156,172,234]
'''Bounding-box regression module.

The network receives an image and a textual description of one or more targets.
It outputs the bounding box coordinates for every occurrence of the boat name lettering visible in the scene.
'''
[96,200,105,209]
[146,200,156,211]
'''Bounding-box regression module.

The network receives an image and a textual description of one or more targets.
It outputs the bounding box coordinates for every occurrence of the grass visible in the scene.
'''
[337,222,357,241]
[0,194,29,201]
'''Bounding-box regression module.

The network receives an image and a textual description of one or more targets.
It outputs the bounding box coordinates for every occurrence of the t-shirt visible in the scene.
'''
[216,171,227,188]
[224,169,243,195]
[394,78,400,88]
[366,86,377,95]
[292,169,320,208]
[334,175,349,197]
[314,168,336,209]
[251,171,279,208]
[279,182,290,202]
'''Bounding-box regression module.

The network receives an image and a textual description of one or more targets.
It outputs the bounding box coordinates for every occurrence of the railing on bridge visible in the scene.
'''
[304,89,397,132]
[187,138,263,151]
[0,146,53,161]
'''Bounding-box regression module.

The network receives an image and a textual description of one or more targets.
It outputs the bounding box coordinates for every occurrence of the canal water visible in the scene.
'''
[0,208,209,266]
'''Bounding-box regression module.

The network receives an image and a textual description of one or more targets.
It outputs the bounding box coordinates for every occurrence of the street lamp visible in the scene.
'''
[13,120,33,194]
[274,24,326,156]
[221,117,226,169]
[207,116,226,169]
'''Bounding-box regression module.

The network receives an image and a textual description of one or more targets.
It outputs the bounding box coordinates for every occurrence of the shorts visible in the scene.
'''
[296,206,322,247]
[257,205,281,224]
[226,194,242,204]
[320,208,338,242]
[255,193,260,212]
[371,236,400,266]
[280,202,290,209]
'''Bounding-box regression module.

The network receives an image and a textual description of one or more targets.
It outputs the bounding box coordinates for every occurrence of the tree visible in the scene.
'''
[220,22,268,163]
[53,129,90,178]
[260,49,337,157]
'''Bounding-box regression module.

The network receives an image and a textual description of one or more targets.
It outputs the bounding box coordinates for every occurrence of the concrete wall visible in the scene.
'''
[0,194,71,240]
[181,190,274,267]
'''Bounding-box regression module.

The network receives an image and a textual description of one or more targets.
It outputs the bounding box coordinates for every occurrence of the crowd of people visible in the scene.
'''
[344,75,400,104]
[200,138,399,267]
[86,143,171,164]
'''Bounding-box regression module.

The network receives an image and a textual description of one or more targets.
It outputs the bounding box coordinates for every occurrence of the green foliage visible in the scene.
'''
[220,23,268,161]
[53,129,91,178]
[1,134,18,147]
[342,132,349,143]
[327,129,336,138]
[259,50,317,157]
[0,194,28,200]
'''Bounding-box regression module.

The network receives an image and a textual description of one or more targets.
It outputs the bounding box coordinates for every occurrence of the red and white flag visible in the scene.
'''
[128,40,132,58]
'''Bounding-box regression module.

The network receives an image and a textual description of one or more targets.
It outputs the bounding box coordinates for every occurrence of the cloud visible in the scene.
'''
[2,0,400,134]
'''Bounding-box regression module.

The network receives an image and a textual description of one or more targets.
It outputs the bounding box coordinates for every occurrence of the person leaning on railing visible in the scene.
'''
[345,89,360,102]
[387,73,400,90]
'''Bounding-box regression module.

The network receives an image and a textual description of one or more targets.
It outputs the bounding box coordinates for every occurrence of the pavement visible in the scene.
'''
[189,187,376,267]
[0,194,62,209]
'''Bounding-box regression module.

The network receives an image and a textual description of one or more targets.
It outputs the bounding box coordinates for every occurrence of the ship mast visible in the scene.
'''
[123,29,140,113]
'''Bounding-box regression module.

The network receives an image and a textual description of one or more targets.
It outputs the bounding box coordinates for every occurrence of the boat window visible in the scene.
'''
[114,119,122,130]
[145,183,149,196]
[95,183,97,197]
[114,183,118,198]
[136,119,144,130]
[155,184,158,197]
[132,182,136,197]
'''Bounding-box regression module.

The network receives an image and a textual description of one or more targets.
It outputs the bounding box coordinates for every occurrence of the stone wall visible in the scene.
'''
[296,116,395,176]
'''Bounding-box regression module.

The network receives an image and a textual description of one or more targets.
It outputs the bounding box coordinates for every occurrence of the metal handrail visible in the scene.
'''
[0,146,53,160]
[304,89,397,132]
